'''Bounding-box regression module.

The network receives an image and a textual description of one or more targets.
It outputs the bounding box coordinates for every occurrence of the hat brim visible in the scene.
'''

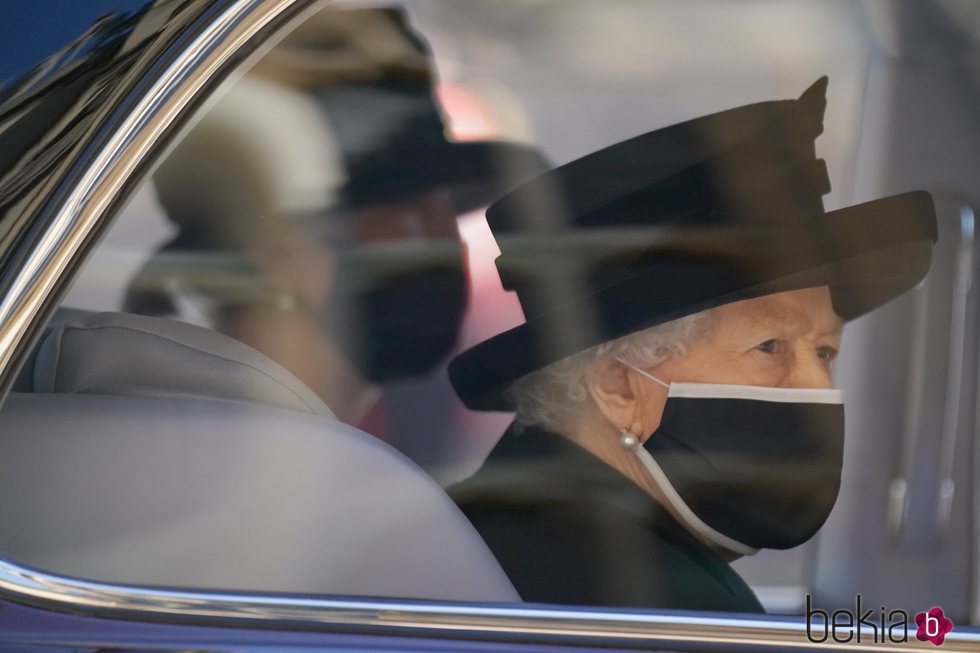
[339,139,550,213]
[449,191,937,411]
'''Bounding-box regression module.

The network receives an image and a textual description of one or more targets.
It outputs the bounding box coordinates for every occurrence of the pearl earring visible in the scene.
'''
[619,428,639,450]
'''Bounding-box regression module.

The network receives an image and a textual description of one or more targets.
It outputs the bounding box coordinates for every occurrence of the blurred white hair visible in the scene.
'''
[506,310,715,433]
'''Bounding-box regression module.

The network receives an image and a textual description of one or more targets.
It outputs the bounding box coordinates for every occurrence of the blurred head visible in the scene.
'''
[127,5,547,416]
[130,75,469,392]
[260,186,469,386]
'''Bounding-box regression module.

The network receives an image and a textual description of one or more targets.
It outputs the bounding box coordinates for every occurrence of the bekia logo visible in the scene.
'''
[806,595,954,646]
[916,607,954,647]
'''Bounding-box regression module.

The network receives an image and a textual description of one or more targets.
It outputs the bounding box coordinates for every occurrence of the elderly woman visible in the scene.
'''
[448,78,937,612]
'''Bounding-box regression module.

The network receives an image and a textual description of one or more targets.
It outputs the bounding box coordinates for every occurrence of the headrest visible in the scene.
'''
[23,310,333,418]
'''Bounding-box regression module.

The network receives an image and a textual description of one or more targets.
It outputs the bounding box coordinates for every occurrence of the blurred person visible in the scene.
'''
[124,6,545,424]
[449,78,937,612]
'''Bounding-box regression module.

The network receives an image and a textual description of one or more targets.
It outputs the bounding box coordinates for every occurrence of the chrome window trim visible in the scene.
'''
[3,560,980,650]
[0,0,309,376]
[0,0,978,650]
[970,205,980,627]
[934,205,975,539]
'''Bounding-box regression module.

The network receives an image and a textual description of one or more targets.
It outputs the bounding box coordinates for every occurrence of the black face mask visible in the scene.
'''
[314,245,467,383]
[618,360,844,555]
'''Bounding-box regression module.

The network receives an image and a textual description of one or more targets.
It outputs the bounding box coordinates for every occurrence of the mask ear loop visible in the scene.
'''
[614,356,670,389]
[633,443,760,557]
[613,358,758,557]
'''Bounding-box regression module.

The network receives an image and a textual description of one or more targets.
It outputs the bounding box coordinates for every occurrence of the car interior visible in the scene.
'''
[0,0,977,628]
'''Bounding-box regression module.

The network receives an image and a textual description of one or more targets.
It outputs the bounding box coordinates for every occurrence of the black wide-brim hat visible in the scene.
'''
[328,88,549,214]
[301,5,550,214]
[449,77,938,411]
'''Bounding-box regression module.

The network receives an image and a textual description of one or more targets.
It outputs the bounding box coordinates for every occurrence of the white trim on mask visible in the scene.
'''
[667,383,843,404]
[626,442,760,557]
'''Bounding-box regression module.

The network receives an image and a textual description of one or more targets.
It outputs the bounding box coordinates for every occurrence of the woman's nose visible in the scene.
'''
[787,346,834,389]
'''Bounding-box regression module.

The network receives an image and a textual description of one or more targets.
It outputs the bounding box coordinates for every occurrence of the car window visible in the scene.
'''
[3,0,979,645]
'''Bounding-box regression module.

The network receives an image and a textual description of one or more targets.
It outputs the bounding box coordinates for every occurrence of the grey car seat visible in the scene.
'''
[0,310,519,600]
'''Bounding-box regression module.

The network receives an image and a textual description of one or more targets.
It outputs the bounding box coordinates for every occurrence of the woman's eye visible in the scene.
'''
[817,345,839,361]
[754,339,779,354]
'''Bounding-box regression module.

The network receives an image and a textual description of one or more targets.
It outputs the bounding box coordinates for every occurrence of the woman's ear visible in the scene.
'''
[586,358,669,439]
[586,357,640,435]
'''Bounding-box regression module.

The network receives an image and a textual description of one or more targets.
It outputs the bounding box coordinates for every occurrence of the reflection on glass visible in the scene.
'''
[12,0,976,630]
[124,6,546,424]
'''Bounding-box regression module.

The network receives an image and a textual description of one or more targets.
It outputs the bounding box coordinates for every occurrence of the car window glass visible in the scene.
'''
[3,0,978,639]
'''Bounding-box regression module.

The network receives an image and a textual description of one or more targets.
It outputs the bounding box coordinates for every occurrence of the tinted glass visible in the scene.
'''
[3,0,979,641]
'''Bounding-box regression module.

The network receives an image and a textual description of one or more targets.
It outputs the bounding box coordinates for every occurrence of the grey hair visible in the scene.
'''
[506,310,715,433]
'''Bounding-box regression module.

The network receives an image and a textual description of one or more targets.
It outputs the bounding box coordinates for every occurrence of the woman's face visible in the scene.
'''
[654,286,843,388]
[622,286,843,437]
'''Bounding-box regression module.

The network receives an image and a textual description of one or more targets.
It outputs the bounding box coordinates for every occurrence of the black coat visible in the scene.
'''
[450,423,763,613]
